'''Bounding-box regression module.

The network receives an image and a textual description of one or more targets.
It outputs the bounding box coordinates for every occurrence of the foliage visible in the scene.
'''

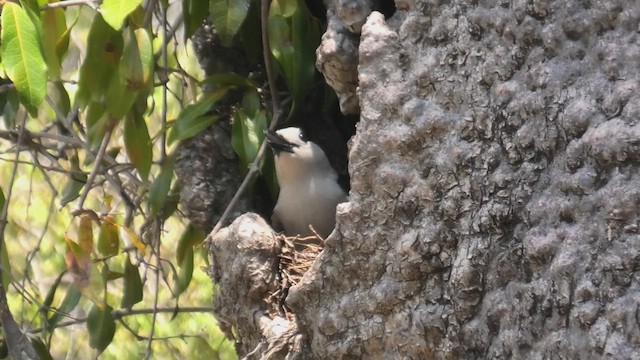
[0,0,321,358]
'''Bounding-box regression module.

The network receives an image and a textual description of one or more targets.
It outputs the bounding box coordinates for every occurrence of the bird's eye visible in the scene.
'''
[298,131,307,142]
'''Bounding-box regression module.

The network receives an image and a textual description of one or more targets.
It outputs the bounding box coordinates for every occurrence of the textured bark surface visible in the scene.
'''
[210,0,640,358]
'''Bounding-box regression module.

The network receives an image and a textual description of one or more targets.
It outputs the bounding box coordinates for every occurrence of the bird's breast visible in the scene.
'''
[274,176,347,238]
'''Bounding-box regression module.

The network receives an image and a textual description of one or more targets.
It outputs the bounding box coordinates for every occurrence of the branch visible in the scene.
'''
[41,0,99,11]
[0,113,38,359]
[208,0,283,238]
[27,306,217,334]
[74,125,113,212]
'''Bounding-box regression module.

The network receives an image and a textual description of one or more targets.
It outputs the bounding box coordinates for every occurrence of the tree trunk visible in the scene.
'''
[209,0,640,358]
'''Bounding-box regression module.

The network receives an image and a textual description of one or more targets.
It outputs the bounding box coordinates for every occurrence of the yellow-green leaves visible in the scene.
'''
[183,0,210,40]
[167,88,228,145]
[41,0,70,79]
[121,257,142,308]
[149,155,175,217]
[232,90,267,171]
[124,113,152,181]
[0,2,47,116]
[268,0,320,113]
[76,13,123,108]
[87,304,115,354]
[106,28,153,119]
[97,215,120,257]
[101,0,143,30]
[210,0,251,46]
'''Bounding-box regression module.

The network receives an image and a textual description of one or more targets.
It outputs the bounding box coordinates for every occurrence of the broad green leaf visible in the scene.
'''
[270,0,298,17]
[59,155,87,206]
[232,91,267,171]
[76,13,123,108]
[242,88,261,117]
[41,0,68,79]
[167,88,228,144]
[101,0,143,30]
[0,89,20,129]
[149,155,175,217]
[176,224,205,267]
[0,232,10,288]
[47,82,71,120]
[183,0,210,40]
[210,0,251,46]
[42,271,67,313]
[0,186,5,215]
[0,3,47,116]
[268,0,320,114]
[78,215,94,255]
[105,28,145,120]
[133,28,154,86]
[65,234,105,306]
[124,113,152,181]
[174,246,193,297]
[97,215,119,257]
[239,0,262,64]
[47,284,81,329]
[87,304,115,354]
[121,256,143,308]
[30,337,53,360]
[86,102,108,149]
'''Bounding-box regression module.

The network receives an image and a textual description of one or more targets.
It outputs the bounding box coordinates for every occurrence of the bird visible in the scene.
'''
[264,127,348,238]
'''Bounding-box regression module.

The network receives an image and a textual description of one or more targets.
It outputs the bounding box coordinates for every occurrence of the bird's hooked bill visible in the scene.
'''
[265,129,296,154]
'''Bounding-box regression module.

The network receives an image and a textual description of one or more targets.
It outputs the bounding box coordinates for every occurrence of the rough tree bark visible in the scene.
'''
[205,0,640,358]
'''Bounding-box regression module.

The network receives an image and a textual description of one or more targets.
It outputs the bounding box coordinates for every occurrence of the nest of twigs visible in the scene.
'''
[269,232,324,318]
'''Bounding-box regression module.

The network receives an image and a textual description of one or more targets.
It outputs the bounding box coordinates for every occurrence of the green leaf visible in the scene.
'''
[105,28,147,120]
[176,224,206,267]
[210,0,251,46]
[30,337,53,360]
[0,89,20,129]
[268,0,320,114]
[42,271,66,313]
[167,89,228,144]
[238,0,262,65]
[121,256,143,308]
[76,13,123,108]
[183,0,210,40]
[101,0,143,30]
[232,91,268,171]
[149,155,175,217]
[86,102,109,149]
[59,155,87,206]
[97,216,119,257]
[87,304,115,354]
[47,284,81,329]
[0,234,10,288]
[175,246,194,297]
[124,113,152,181]
[41,0,68,79]
[0,3,47,116]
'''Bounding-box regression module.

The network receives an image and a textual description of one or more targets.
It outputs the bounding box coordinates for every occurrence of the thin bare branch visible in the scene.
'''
[41,0,99,11]
[0,113,38,359]
[28,306,216,334]
[75,126,114,211]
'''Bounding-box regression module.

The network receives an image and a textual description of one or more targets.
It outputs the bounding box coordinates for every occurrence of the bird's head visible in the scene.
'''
[265,127,333,179]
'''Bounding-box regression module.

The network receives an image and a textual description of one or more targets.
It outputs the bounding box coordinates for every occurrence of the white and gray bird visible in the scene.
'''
[265,127,348,238]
